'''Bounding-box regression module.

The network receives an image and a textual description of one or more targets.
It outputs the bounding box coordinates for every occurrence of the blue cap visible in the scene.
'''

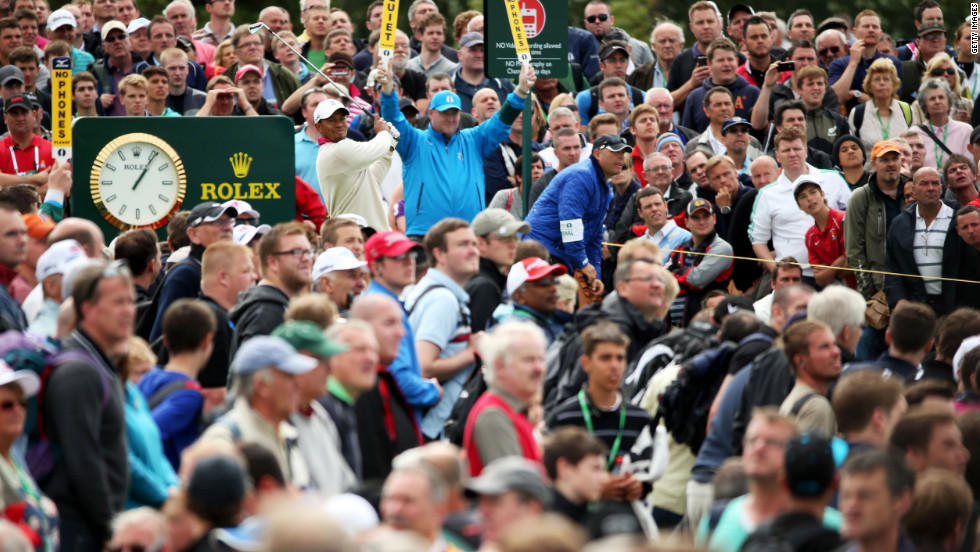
[231,336,318,375]
[721,117,752,135]
[429,90,462,112]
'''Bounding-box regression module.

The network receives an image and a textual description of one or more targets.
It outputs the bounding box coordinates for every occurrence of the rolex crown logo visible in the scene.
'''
[230,152,253,179]
[132,146,142,158]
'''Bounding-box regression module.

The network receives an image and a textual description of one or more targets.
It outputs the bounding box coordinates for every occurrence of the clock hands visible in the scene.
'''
[131,150,159,191]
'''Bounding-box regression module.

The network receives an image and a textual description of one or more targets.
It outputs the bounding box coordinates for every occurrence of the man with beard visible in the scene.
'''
[230,222,313,349]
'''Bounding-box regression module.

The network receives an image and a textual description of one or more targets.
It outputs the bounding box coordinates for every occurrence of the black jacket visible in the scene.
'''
[42,330,128,542]
[614,181,692,243]
[354,369,421,484]
[730,346,793,455]
[884,202,962,315]
[229,284,290,350]
[465,257,507,332]
[151,295,234,389]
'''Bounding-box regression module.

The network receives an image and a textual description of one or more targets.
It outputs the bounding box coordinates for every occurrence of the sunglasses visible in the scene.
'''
[81,260,132,306]
[818,45,840,56]
[585,13,610,23]
[931,67,957,77]
[103,33,127,43]
[0,400,26,411]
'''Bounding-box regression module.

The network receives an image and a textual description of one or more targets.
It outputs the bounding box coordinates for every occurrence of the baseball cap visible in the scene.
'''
[313,98,350,124]
[918,21,946,37]
[322,494,380,536]
[234,63,262,82]
[599,40,630,60]
[22,213,54,239]
[728,3,754,22]
[721,117,751,135]
[126,17,150,34]
[792,176,822,201]
[399,97,419,116]
[232,223,270,246]
[817,17,848,35]
[100,20,127,42]
[506,257,568,296]
[36,238,87,283]
[187,455,250,508]
[312,246,367,280]
[0,66,24,88]
[429,90,462,112]
[594,134,632,153]
[272,321,348,359]
[459,31,484,48]
[870,140,901,160]
[465,457,549,503]
[188,201,238,227]
[712,295,755,325]
[784,433,837,497]
[46,8,76,30]
[3,93,31,114]
[0,360,39,398]
[328,52,355,68]
[365,230,421,265]
[223,200,259,220]
[686,197,714,216]
[471,208,531,238]
[231,335,318,376]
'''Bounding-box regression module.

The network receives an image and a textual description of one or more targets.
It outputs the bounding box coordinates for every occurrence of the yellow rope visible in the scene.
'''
[602,242,980,285]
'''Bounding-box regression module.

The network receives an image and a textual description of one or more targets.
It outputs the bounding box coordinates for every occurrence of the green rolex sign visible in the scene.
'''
[71,116,296,240]
[485,0,568,79]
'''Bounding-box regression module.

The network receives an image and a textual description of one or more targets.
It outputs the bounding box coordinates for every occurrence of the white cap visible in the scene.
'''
[322,493,379,536]
[47,8,77,30]
[335,213,368,227]
[232,224,270,246]
[312,247,367,280]
[953,334,980,383]
[0,360,39,398]
[37,239,88,283]
[313,99,350,124]
[126,17,151,34]
[223,199,260,219]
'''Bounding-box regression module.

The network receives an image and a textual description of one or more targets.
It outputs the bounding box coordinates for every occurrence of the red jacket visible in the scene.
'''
[463,391,540,476]
[295,176,326,231]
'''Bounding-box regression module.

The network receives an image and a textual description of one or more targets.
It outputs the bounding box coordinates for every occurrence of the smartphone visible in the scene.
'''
[775,61,796,72]
[696,55,708,67]
[329,66,350,77]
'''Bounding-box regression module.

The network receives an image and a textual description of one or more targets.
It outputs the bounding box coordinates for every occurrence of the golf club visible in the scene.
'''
[247,21,357,104]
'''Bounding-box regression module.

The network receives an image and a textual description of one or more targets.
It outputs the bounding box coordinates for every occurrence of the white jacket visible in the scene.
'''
[316,131,397,231]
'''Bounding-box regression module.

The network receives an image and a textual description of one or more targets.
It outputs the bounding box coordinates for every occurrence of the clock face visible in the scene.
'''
[90,133,187,230]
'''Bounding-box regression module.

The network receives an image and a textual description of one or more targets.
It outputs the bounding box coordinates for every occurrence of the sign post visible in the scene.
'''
[50,56,71,162]
[486,0,567,216]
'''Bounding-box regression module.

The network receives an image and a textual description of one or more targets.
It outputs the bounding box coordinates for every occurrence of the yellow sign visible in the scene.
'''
[504,0,533,65]
[200,152,281,200]
[50,56,72,162]
[378,0,400,60]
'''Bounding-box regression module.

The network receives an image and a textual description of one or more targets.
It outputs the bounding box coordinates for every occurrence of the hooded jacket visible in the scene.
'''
[229,284,290,350]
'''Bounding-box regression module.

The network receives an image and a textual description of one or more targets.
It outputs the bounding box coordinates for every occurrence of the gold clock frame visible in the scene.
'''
[89,132,188,230]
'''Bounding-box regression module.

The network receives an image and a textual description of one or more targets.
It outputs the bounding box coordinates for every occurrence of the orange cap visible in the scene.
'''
[22,213,54,239]
[870,140,902,160]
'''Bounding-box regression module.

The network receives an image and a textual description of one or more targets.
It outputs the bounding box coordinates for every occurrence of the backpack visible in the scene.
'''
[738,518,836,552]
[624,321,718,404]
[851,101,913,136]
[0,331,105,483]
[653,341,737,453]
[441,358,486,446]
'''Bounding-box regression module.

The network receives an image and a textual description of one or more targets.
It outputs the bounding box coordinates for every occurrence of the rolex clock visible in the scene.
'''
[89,132,187,230]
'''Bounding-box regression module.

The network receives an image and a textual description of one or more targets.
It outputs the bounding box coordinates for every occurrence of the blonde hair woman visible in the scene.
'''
[917,52,972,123]
[848,58,912,149]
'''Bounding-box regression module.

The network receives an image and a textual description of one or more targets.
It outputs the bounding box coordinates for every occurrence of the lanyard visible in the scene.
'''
[874,107,890,140]
[928,121,949,167]
[9,144,38,175]
[577,390,626,471]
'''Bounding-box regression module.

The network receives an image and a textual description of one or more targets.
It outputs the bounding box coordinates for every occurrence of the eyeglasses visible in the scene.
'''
[273,248,315,259]
[103,33,127,43]
[585,13,610,23]
[817,45,840,56]
[644,165,672,173]
[0,400,27,411]
[931,67,957,77]
[386,251,418,262]
[624,274,666,284]
[81,260,132,306]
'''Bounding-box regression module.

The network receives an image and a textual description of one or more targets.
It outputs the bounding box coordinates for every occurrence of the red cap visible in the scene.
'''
[234,64,262,82]
[506,257,568,296]
[365,230,419,265]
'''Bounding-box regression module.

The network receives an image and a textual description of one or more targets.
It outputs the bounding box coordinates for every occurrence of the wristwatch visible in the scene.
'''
[854,90,863,100]
[720,205,732,215]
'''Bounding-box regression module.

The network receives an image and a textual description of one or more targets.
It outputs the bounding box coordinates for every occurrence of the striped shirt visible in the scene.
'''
[913,203,953,295]
[546,390,650,465]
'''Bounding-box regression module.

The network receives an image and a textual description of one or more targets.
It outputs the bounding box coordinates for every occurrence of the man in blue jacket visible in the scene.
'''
[526,134,631,306]
[376,62,536,237]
